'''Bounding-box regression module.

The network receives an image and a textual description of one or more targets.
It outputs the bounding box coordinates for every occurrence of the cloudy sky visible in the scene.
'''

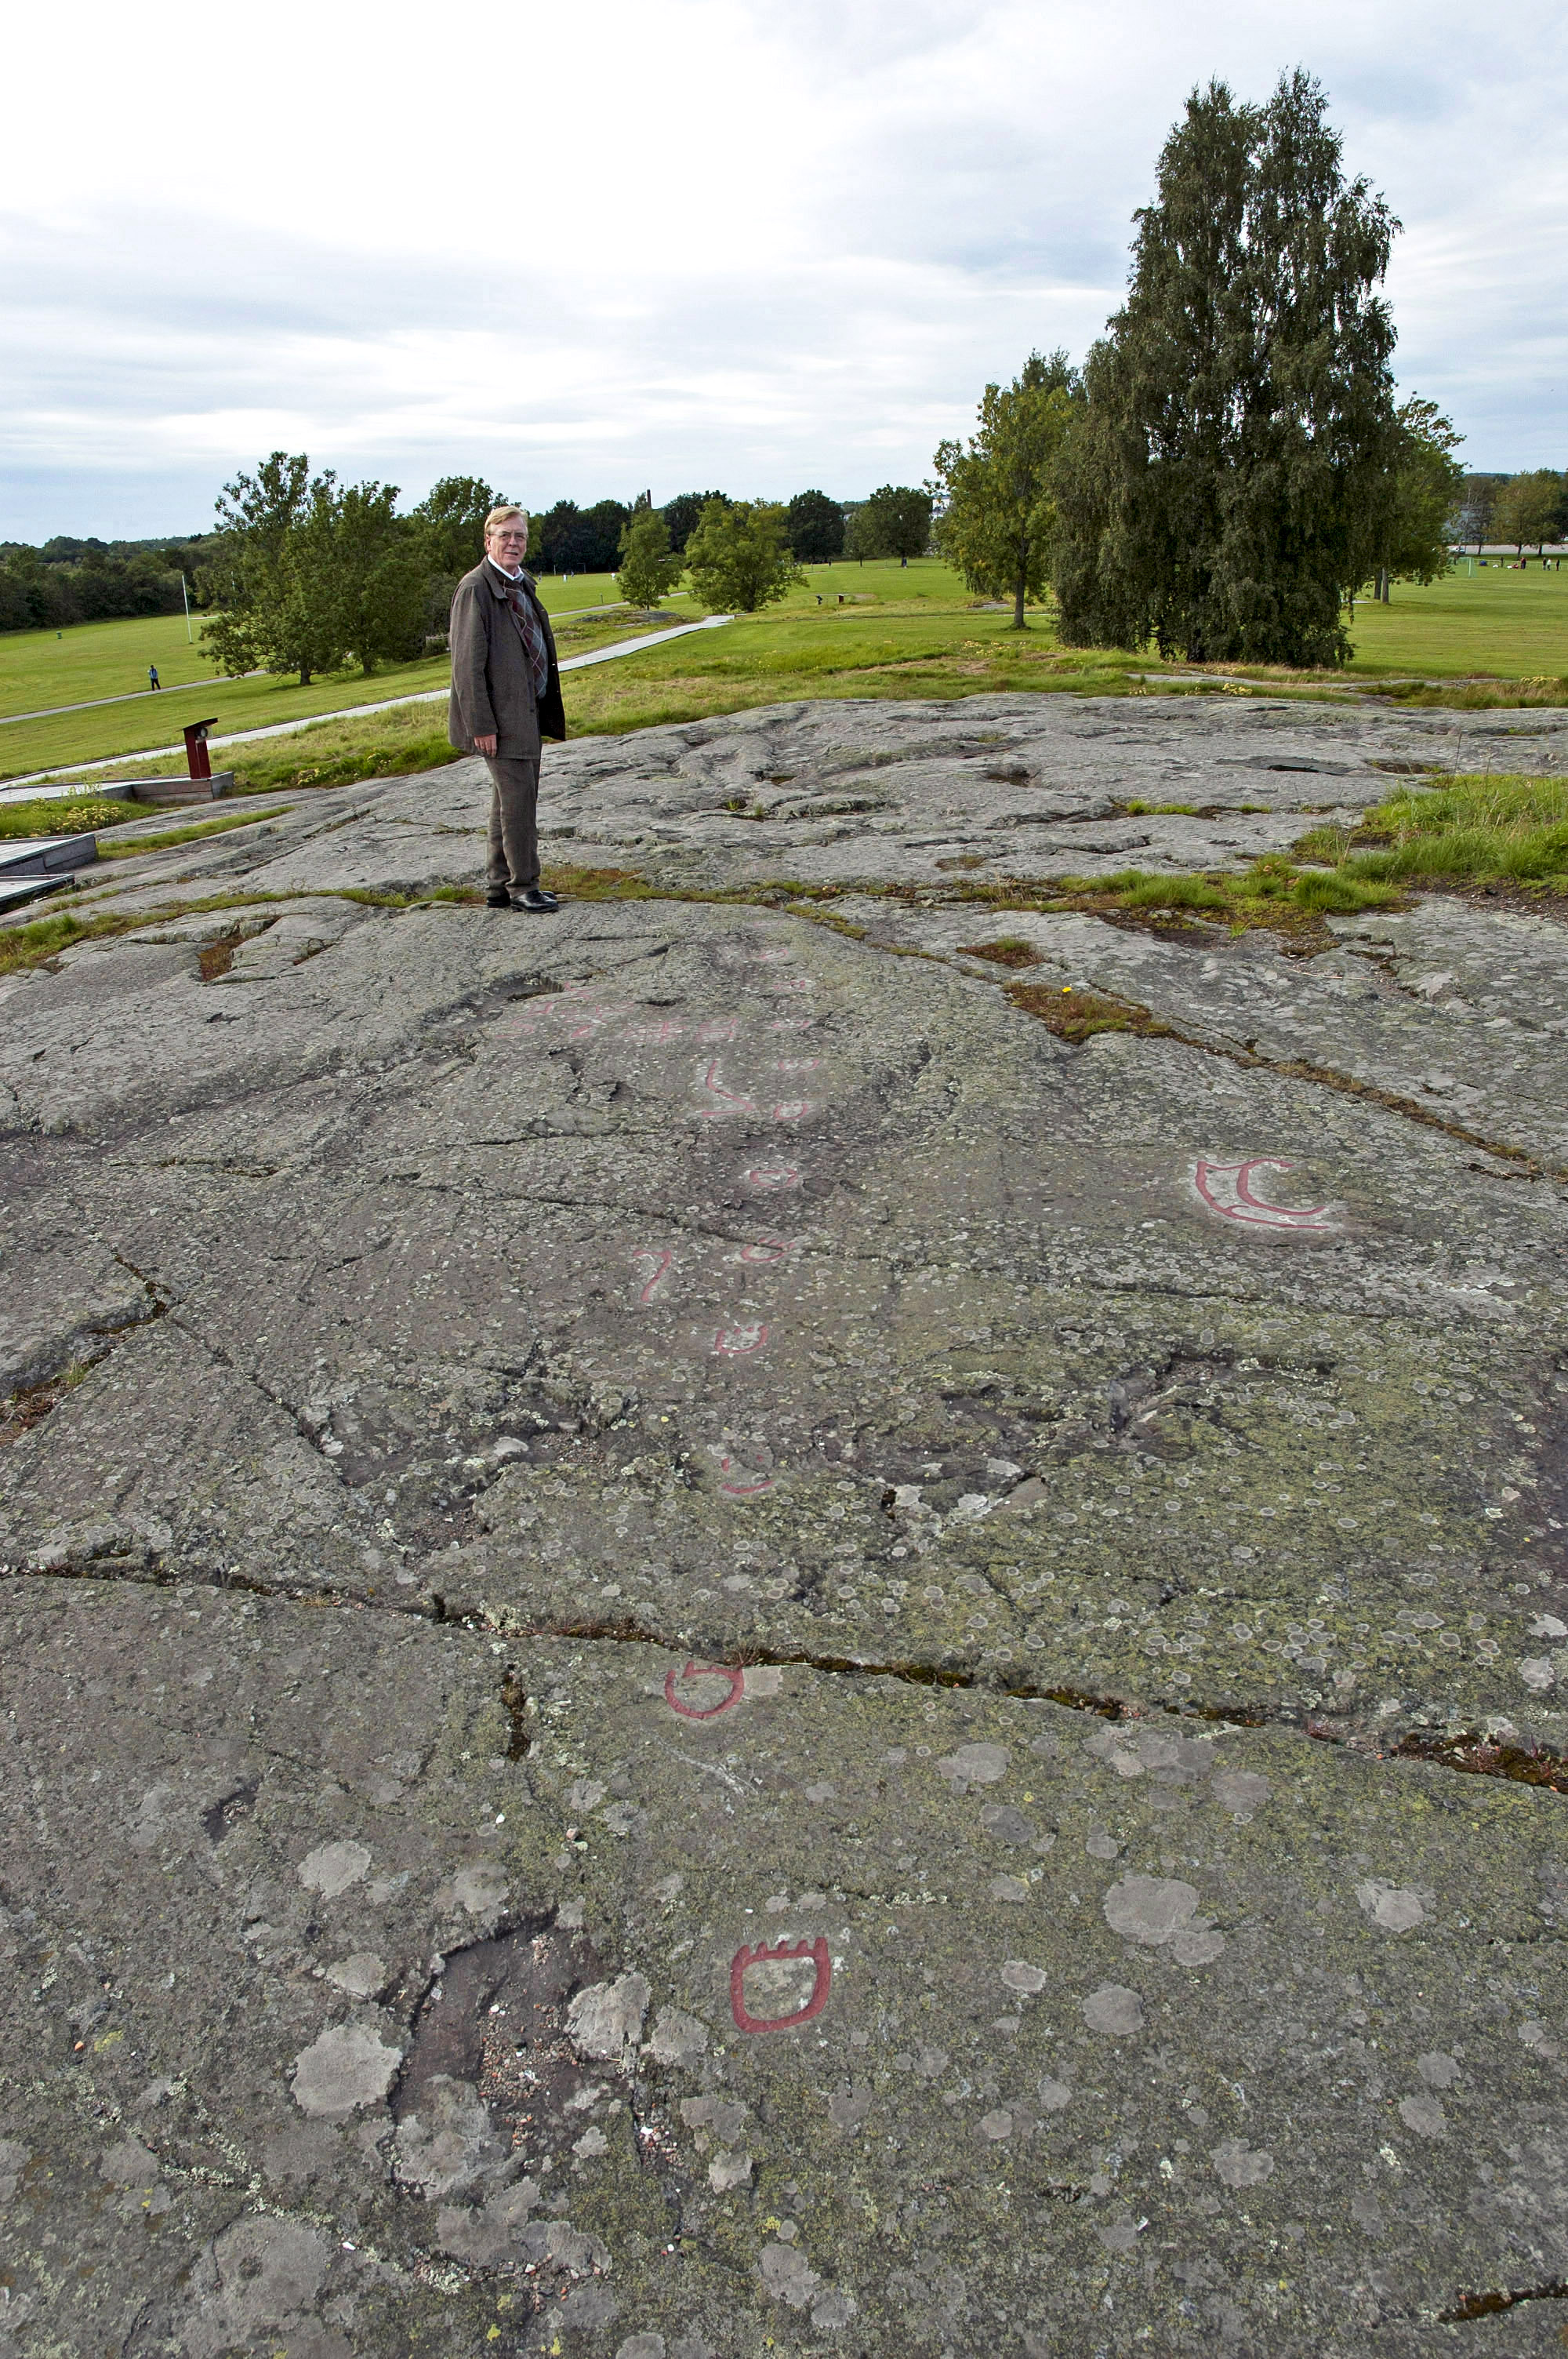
[2,0,1563,540]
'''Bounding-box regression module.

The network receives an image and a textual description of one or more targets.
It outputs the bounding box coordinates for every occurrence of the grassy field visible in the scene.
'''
[17,565,1142,798]
[0,569,638,716]
[0,572,685,782]
[1345,563,1568,681]
[6,558,1566,794]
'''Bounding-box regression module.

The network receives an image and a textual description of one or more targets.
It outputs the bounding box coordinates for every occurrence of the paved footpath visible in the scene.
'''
[2,691,1567,2357]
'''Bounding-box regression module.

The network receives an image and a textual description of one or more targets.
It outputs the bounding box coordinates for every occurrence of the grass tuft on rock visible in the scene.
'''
[1006,981,1171,1043]
[957,936,1043,967]
[0,907,149,976]
[99,808,292,857]
[1304,773,1568,887]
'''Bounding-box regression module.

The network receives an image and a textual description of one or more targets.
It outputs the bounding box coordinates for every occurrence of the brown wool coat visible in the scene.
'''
[447,560,565,754]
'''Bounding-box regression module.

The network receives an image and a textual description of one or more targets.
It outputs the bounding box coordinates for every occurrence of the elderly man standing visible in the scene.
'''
[448,505,565,911]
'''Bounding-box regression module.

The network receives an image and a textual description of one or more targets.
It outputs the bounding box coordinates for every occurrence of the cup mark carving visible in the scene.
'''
[715,1453,775,1498]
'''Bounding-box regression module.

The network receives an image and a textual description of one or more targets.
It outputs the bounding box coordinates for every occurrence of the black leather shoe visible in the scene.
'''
[513,885,559,912]
[485,889,511,907]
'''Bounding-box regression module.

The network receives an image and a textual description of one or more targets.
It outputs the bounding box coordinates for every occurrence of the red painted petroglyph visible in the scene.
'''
[730,1936,833,2034]
[703,1441,775,1495]
[564,1003,632,1041]
[1192,1158,1334,1232]
[696,1059,757,1119]
[716,1454,775,1496]
[702,1434,778,1491]
[770,976,814,995]
[742,1163,801,1190]
[771,1100,813,1123]
[630,1248,674,1303]
[735,1237,792,1264]
[698,1017,742,1043]
[764,1017,813,1033]
[624,1019,688,1045]
[664,1660,747,1717]
[713,1321,768,1357]
[773,1058,820,1073]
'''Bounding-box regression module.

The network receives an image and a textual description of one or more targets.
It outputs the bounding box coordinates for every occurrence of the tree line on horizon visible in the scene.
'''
[182,472,938,682]
[0,533,212,634]
[1451,471,1568,557]
[0,481,932,663]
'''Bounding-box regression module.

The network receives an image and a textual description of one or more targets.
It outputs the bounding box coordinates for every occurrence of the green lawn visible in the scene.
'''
[556,566,1134,740]
[0,596,691,784]
[0,612,223,717]
[0,571,648,722]
[1344,564,1568,681]
[8,555,1565,794]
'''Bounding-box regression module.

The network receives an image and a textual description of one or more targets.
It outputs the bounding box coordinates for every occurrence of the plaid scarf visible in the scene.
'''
[499,572,549,698]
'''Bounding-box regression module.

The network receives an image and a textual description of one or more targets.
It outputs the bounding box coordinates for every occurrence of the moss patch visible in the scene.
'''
[956,937,1043,968]
[0,1360,96,1446]
[100,807,292,857]
[1006,981,1171,1044]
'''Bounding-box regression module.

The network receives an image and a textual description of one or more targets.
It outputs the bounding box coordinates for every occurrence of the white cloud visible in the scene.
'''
[1,0,1563,535]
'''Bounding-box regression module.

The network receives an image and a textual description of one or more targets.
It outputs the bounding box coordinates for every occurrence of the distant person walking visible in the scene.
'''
[148,663,161,690]
[448,507,565,912]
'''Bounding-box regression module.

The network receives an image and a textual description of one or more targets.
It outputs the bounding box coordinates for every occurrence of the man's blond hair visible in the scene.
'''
[485,505,528,536]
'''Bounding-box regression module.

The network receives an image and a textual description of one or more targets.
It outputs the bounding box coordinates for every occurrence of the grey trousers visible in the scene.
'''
[484,753,540,892]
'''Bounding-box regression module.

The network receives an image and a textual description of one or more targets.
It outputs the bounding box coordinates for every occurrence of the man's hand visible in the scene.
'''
[474,733,498,756]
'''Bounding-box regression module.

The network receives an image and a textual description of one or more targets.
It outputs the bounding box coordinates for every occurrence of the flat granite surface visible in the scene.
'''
[2,692,1567,2358]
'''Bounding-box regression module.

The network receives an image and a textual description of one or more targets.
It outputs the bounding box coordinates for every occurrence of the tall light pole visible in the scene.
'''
[180,572,194,644]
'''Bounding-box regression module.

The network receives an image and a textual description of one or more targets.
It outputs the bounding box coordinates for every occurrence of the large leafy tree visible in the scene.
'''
[616,507,683,611]
[932,351,1077,627]
[786,489,844,562]
[325,480,428,673]
[1369,396,1465,597]
[1054,71,1402,667]
[199,453,348,685]
[1493,470,1566,556]
[408,474,505,645]
[531,500,590,574]
[582,499,632,572]
[198,452,430,685]
[411,475,503,580]
[533,496,632,573]
[684,500,804,612]
[852,485,933,562]
[662,490,731,554]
